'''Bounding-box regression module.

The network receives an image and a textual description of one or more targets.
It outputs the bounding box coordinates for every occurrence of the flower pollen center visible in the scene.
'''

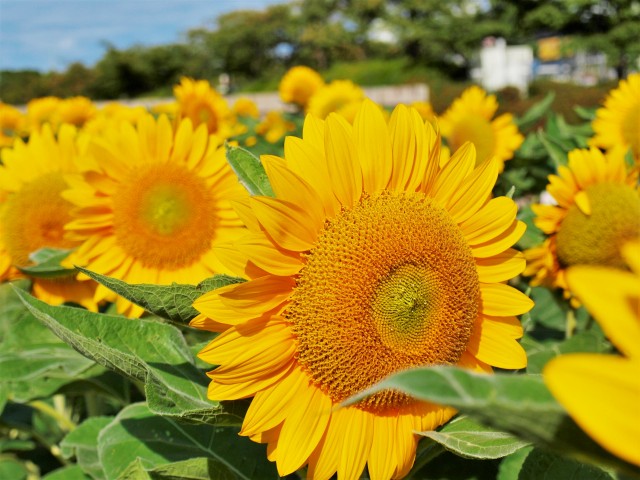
[2,172,78,266]
[113,163,218,269]
[288,192,480,413]
[557,183,640,269]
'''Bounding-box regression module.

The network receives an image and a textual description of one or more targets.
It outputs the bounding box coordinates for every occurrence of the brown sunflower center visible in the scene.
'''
[450,116,495,165]
[112,162,218,269]
[288,192,480,413]
[622,102,640,156]
[556,183,640,269]
[2,172,79,266]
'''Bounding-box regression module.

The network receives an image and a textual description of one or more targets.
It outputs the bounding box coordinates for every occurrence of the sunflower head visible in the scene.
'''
[64,114,248,316]
[233,97,260,119]
[0,124,97,309]
[590,73,640,160]
[524,147,640,298]
[0,102,26,147]
[306,79,366,122]
[278,66,325,108]
[26,96,60,133]
[173,77,242,138]
[439,85,523,170]
[56,96,97,128]
[256,111,296,143]
[193,100,532,479]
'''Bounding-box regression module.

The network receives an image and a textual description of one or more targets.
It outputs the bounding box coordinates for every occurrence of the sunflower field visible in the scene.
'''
[0,68,638,480]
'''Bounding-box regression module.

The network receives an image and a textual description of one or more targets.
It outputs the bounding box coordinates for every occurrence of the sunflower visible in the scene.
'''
[590,73,640,160]
[410,100,435,123]
[82,102,149,135]
[192,100,533,479]
[306,79,366,122]
[173,77,243,139]
[256,111,296,144]
[0,102,26,148]
[26,96,60,133]
[279,66,325,109]
[232,97,260,119]
[0,124,97,310]
[64,114,248,317]
[56,96,97,128]
[439,86,523,170]
[544,241,640,467]
[524,147,640,300]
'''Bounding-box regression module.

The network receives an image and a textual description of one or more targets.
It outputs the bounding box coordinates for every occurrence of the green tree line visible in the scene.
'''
[1,0,638,104]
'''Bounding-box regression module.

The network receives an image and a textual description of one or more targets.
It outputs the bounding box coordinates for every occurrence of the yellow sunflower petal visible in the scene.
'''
[480,283,533,316]
[250,196,319,252]
[544,355,640,466]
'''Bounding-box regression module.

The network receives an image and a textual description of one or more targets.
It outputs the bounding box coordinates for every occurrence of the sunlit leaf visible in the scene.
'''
[76,267,244,324]
[420,415,530,459]
[226,143,274,196]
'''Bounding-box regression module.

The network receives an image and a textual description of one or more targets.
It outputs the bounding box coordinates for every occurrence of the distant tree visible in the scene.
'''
[0,70,47,104]
[192,5,293,82]
[488,0,640,78]
[384,0,508,78]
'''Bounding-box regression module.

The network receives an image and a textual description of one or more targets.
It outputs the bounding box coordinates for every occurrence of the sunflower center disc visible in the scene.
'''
[2,172,78,266]
[451,116,495,165]
[556,183,640,269]
[288,192,480,412]
[113,163,218,269]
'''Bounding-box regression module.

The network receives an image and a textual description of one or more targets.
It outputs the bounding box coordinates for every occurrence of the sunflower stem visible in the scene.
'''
[28,400,76,432]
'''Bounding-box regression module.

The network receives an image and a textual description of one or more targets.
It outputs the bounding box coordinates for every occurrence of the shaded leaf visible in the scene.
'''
[537,130,568,167]
[14,288,238,424]
[17,248,77,279]
[0,457,28,480]
[573,105,597,121]
[0,282,101,402]
[98,403,278,480]
[118,457,236,480]
[420,415,530,460]
[226,143,274,196]
[76,267,244,324]
[516,92,555,130]
[519,448,613,480]
[42,465,91,480]
[61,416,113,480]
[497,446,534,480]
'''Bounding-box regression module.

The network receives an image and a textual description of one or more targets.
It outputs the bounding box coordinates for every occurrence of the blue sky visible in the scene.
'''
[0,0,285,72]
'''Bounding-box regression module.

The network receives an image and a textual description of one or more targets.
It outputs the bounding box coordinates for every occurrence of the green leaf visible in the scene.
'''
[76,267,244,324]
[42,465,91,480]
[528,286,567,331]
[420,415,530,460]
[118,457,238,480]
[0,282,101,402]
[523,330,611,374]
[99,403,278,480]
[519,448,614,479]
[17,248,77,278]
[497,446,534,480]
[347,366,639,477]
[45,464,92,480]
[516,205,544,250]
[537,130,568,167]
[573,105,597,121]
[517,92,555,130]
[13,288,236,424]
[226,143,274,196]
[0,457,28,480]
[61,416,113,480]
